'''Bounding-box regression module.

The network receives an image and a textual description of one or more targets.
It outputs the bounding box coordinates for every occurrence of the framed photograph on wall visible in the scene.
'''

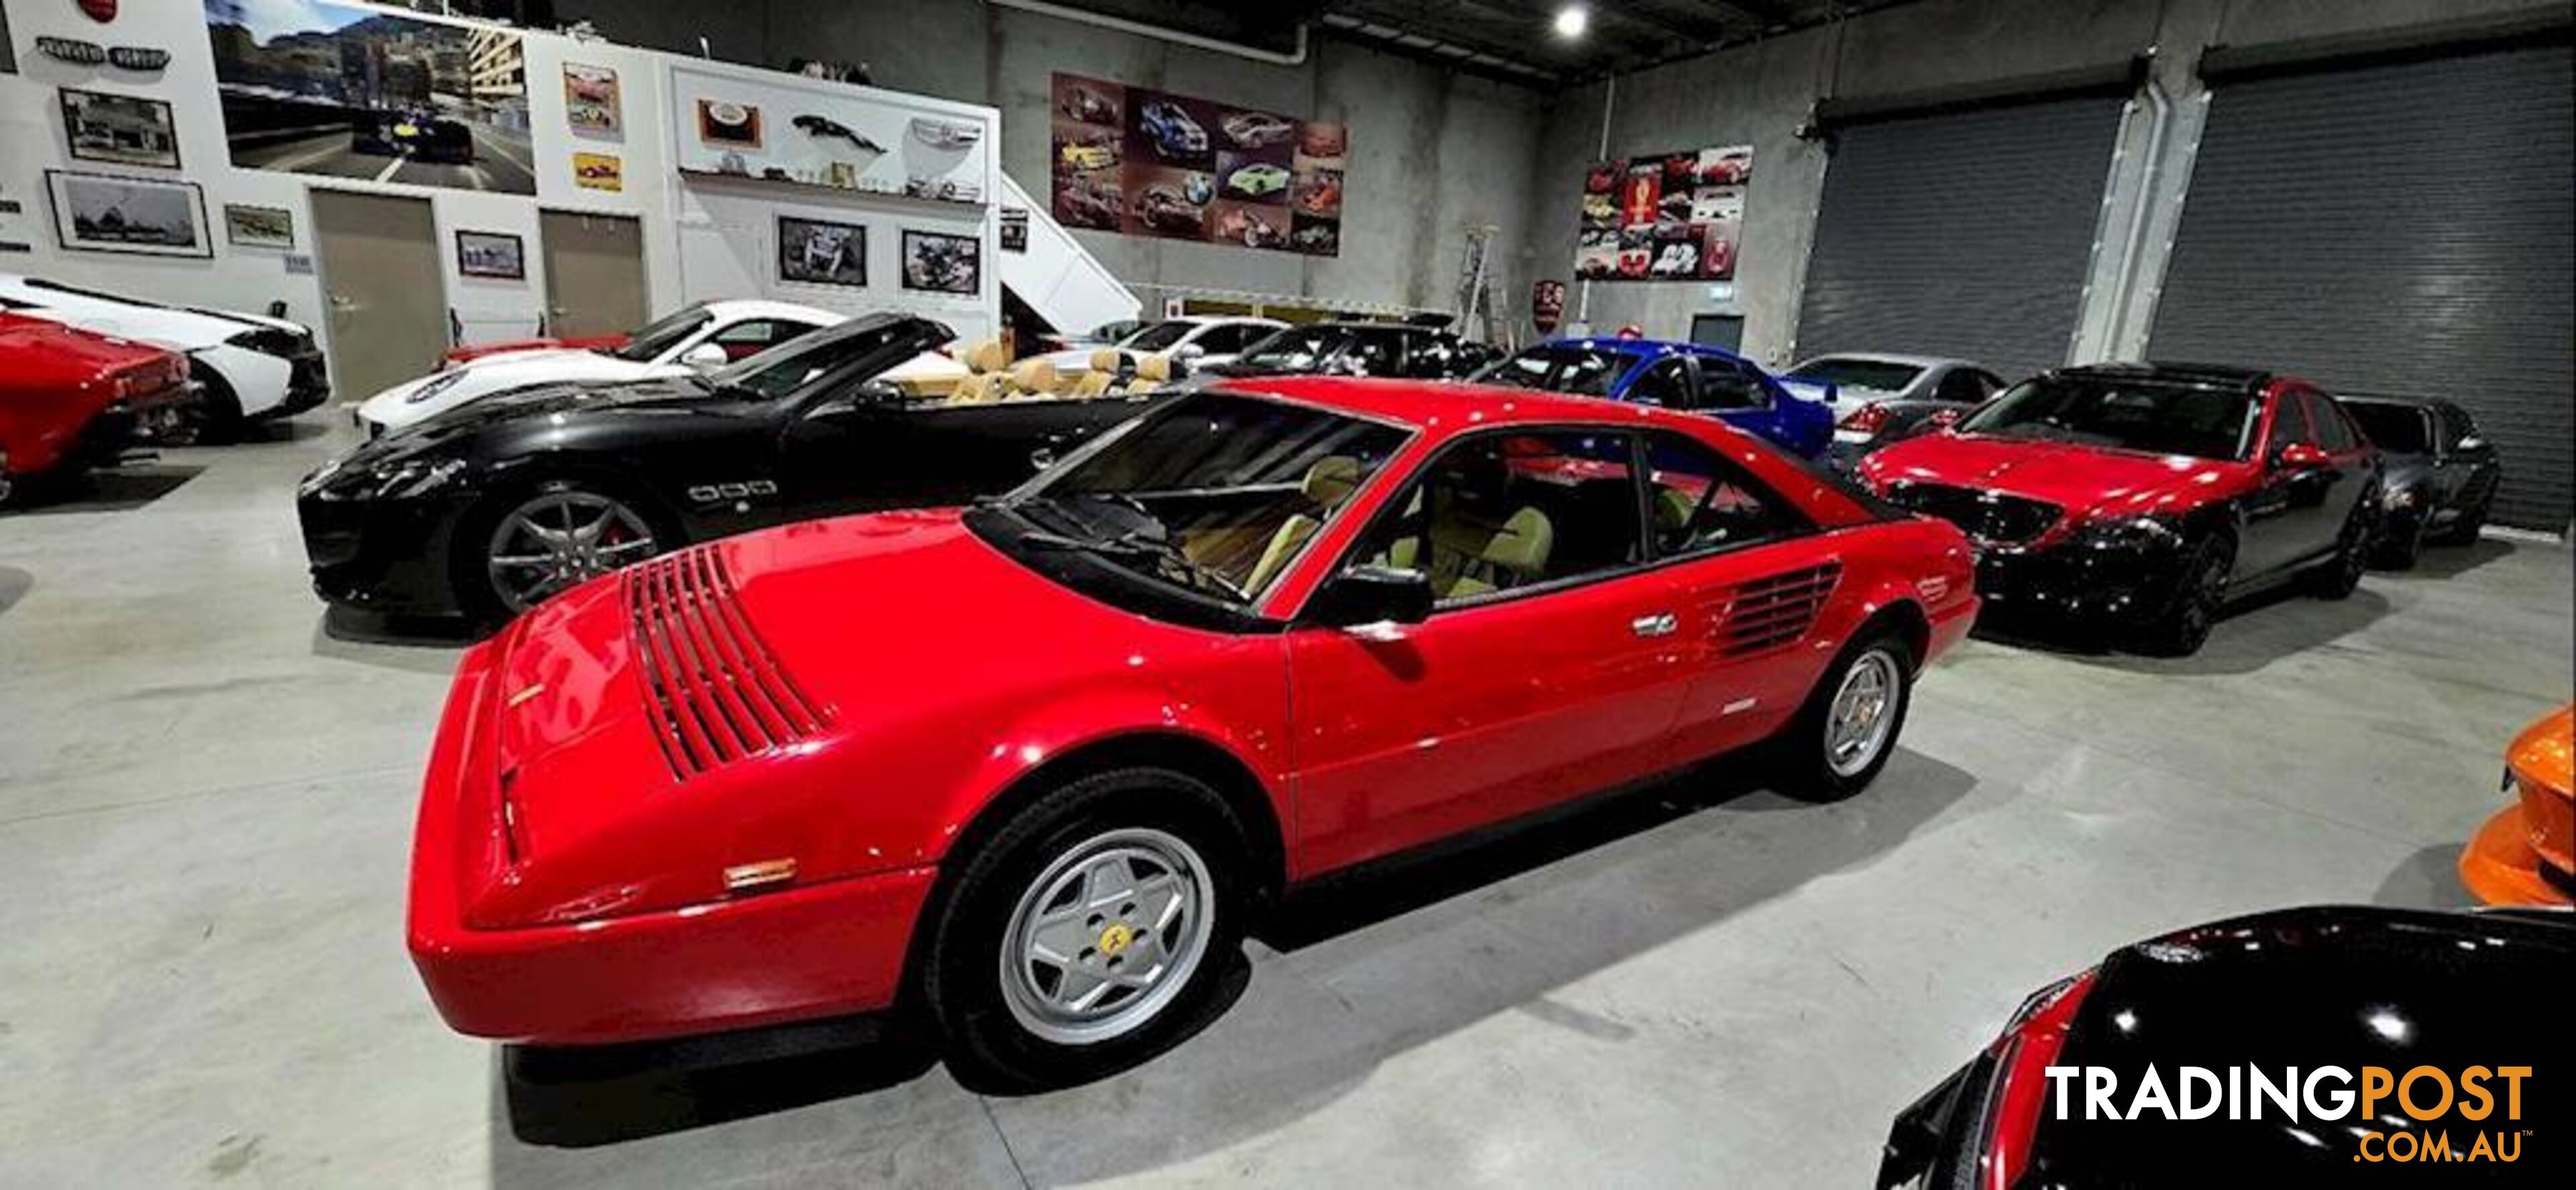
[696,99,763,149]
[562,63,622,136]
[777,216,865,287]
[223,203,295,249]
[45,170,211,258]
[900,229,978,295]
[455,229,525,280]
[60,88,181,170]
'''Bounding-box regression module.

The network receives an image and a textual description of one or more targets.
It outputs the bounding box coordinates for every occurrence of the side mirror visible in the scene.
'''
[1305,565,1434,628]
[1176,342,1207,360]
[2455,435,2485,453]
[680,342,729,370]
[2271,441,2332,472]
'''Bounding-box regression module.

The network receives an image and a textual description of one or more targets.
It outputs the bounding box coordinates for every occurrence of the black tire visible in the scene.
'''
[2306,494,2375,600]
[1770,625,1915,802]
[920,766,1251,1093]
[2371,512,2426,570]
[178,362,248,446]
[451,476,677,627]
[2138,533,2233,657]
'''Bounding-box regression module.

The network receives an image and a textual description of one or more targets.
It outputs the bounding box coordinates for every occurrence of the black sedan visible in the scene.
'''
[1880,905,2570,1187]
[297,315,1159,627]
[2339,394,2502,567]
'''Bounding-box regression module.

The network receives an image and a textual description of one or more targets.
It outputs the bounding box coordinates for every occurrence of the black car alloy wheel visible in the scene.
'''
[481,484,661,614]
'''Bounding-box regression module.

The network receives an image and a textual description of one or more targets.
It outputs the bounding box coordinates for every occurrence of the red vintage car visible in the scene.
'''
[408,378,1978,1087]
[0,311,190,504]
[1859,362,2381,656]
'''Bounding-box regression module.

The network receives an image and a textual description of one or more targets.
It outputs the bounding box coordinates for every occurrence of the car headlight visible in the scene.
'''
[405,370,470,404]
[2382,486,2422,511]
[306,455,470,501]
[2075,515,2185,553]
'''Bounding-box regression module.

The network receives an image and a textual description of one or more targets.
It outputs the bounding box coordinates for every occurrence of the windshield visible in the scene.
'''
[613,304,714,362]
[1122,321,1195,352]
[1960,376,2261,460]
[1477,345,1642,396]
[709,317,920,398]
[1786,358,1923,394]
[1000,390,1410,603]
[2340,400,2430,453]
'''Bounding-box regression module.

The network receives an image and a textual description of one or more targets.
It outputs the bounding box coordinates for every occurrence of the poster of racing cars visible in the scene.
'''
[1050,73,1341,257]
[1576,144,1750,282]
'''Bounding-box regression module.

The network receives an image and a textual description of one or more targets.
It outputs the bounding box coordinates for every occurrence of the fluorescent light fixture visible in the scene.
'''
[1553,5,1589,39]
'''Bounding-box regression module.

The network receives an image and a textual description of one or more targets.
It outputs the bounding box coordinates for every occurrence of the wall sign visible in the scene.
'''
[45,169,210,258]
[60,87,180,170]
[1576,144,1751,282]
[80,0,119,23]
[455,230,526,280]
[33,37,165,70]
[1531,279,1566,335]
[998,207,1028,253]
[1049,72,1342,257]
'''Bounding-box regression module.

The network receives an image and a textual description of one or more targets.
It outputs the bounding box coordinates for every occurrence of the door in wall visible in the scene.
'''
[309,190,448,402]
[539,211,648,339]
[1690,314,1745,352]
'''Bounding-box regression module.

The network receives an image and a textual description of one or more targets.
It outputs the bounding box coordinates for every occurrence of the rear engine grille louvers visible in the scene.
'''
[1710,563,1842,658]
[624,546,827,779]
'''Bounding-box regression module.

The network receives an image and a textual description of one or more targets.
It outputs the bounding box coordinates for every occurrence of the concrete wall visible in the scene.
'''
[1527,0,2570,369]
[562,0,1551,325]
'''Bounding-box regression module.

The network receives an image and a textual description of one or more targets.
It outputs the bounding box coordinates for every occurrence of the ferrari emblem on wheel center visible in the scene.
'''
[1097,923,1135,957]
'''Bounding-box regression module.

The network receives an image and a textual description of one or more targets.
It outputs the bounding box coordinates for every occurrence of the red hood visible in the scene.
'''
[469,508,1237,926]
[1861,432,2253,525]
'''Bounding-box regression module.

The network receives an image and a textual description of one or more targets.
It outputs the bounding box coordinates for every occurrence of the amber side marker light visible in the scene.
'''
[723,859,798,894]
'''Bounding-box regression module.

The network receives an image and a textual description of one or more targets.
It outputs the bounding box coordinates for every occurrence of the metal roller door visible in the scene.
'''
[2152,43,2574,532]
[1795,95,2125,382]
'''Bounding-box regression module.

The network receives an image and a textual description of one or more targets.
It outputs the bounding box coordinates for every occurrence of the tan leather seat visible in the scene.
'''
[1008,358,1063,398]
[945,338,1016,404]
[1128,353,1173,393]
[1071,348,1123,398]
[1441,507,1554,598]
[1242,456,1367,594]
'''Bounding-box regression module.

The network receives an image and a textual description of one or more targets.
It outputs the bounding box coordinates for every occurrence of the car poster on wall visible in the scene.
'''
[1578,144,1749,282]
[1050,73,1340,257]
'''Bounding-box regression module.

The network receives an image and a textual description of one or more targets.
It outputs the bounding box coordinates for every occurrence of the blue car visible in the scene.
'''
[1139,101,1208,158]
[1474,337,1834,457]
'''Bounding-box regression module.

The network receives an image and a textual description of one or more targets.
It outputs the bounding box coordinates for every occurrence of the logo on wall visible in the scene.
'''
[1530,280,1566,335]
[79,0,119,23]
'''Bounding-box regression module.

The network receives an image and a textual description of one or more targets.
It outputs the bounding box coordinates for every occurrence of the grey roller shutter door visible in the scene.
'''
[1795,96,2125,382]
[2152,44,2573,532]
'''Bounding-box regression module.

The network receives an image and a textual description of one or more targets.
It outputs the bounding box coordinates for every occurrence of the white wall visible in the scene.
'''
[0,0,1003,395]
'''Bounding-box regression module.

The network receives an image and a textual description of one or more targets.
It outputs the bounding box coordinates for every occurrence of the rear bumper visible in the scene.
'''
[405,630,938,1046]
[252,353,331,421]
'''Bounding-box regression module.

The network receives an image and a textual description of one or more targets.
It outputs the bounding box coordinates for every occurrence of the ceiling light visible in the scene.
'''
[1553,5,1589,39]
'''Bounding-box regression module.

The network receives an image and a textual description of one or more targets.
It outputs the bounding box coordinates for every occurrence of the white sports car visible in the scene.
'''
[354,300,963,436]
[0,273,327,440]
[1028,315,1285,380]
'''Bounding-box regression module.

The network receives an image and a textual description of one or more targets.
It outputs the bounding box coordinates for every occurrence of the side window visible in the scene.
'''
[1405,337,1454,378]
[1625,358,1693,407]
[1695,358,1765,410]
[2438,404,2479,450]
[1345,331,1405,376]
[1644,431,1807,555]
[1193,325,1247,354]
[1346,430,1646,605]
[1933,369,1987,404]
[712,319,805,360]
[2267,390,2318,449]
[1974,371,2006,398]
[2301,391,2359,451]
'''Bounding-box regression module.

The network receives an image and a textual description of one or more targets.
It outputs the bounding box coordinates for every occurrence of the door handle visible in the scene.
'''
[1630,612,1678,638]
[1028,447,1056,471]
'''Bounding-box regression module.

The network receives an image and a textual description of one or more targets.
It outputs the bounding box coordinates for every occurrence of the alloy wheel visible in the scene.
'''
[484,489,658,613]
[1825,649,1902,777]
[998,827,1213,1046]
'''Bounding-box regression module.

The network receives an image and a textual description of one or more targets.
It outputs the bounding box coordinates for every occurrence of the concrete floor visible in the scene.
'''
[2,422,2568,1188]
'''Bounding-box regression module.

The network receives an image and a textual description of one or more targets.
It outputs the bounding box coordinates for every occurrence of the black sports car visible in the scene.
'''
[2338,394,2502,567]
[1881,905,2572,1187]
[297,315,1159,627]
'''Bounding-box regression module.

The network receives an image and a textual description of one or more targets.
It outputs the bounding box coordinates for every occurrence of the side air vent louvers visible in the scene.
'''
[624,546,827,779]
[1711,562,1842,658]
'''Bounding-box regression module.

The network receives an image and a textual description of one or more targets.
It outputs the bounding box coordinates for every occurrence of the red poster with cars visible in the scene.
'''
[1051,74,1340,256]
[1576,144,1748,282]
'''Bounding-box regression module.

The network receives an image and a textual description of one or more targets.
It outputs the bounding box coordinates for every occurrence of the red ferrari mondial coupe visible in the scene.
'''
[409,378,1977,1087]
[1859,362,2381,656]
[0,311,190,505]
